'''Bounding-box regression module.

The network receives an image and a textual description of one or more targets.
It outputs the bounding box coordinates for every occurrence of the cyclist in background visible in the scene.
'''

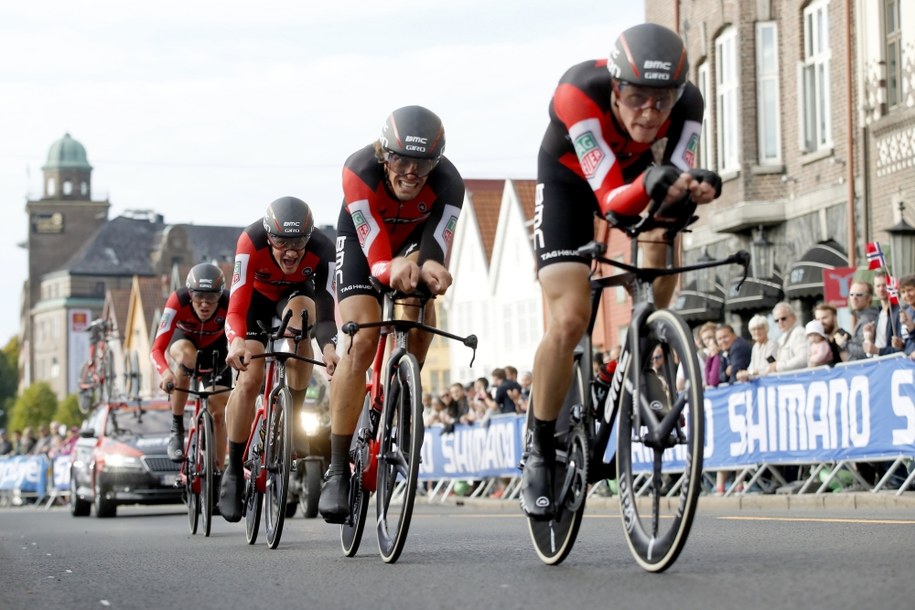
[318,105,465,523]
[522,23,723,519]
[219,196,339,523]
[150,263,231,466]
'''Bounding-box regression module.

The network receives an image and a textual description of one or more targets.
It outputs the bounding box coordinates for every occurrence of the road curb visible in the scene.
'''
[437,491,915,511]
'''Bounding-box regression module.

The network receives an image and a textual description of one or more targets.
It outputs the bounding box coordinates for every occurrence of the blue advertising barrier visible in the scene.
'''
[418,355,915,481]
[0,454,50,498]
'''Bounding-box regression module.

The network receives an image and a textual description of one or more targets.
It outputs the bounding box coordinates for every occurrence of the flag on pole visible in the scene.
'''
[866,241,888,270]
[887,274,900,306]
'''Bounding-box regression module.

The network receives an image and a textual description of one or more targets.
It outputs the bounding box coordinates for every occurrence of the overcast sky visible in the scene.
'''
[0,0,646,344]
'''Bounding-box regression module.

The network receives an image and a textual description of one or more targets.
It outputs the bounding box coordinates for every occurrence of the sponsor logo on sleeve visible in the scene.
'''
[443,215,457,247]
[353,210,370,246]
[573,131,604,178]
[155,308,176,337]
[682,133,699,168]
[231,254,249,294]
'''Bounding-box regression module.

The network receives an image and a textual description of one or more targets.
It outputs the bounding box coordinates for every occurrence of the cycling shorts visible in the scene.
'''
[533,149,602,271]
[169,330,232,387]
[334,223,422,302]
[244,285,316,346]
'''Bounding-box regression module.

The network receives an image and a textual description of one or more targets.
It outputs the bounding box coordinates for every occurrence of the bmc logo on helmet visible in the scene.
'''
[405,136,428,144]
[284,221,300,227]
[644,60,672,70]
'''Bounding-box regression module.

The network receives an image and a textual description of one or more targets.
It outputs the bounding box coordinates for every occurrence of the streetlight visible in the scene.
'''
[887,200,915,274]
[751,225,774,278]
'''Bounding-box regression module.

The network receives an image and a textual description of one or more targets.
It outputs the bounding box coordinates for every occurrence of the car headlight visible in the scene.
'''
[104,453,143,469]
[300,411,320,436]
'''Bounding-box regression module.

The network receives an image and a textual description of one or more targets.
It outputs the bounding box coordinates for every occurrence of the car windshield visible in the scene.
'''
[106,408,172,438]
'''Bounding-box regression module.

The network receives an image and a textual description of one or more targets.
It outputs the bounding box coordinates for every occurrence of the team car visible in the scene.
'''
[69,401,183,518]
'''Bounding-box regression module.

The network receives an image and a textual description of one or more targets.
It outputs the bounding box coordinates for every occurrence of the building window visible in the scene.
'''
[81,181,89,196]
[51,357,60,378]
[799,0,832,152]
[756,22,782,164]
[63,180,72,195]
[696,61,715,170]
[715,27,740,173]
[47,178,56,196]
[885,0,902,109]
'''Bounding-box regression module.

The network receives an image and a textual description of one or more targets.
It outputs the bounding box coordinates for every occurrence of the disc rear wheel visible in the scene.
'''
[615,309,704,572]
[341,396,373,557]
[525,358,588,565]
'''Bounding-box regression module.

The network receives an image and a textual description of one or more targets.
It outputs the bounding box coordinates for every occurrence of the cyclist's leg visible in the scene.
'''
[219,338,265,522]
[320,293,380,522]
[166,337,197,461]
[282,293,317,409]
[321,231,382,519]
[525,156,596,518]
[640,229,680,308]
[202,340,231,471]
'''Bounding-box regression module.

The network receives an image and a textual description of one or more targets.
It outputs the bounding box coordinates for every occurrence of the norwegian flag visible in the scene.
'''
[866,241,888,270]
[887,274,900,306]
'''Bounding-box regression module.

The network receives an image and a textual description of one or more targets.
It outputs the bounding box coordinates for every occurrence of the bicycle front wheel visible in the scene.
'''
[616,309,704,572]
[185,427,200,535]
[264,387,293,549]
[376,355,423,564]
[200,410,215,537]
[78,363,97,414]
[524,358,588,566]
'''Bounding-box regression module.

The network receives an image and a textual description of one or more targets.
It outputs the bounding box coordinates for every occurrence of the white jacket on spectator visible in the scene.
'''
[775,322,808,372]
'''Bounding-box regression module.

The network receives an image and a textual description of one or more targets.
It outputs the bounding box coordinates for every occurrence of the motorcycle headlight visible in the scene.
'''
[300,411,320,436]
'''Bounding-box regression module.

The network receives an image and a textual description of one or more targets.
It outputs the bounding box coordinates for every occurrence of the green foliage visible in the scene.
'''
[55,395,85,428]
[0,336,20,429]
[7,382,58,431]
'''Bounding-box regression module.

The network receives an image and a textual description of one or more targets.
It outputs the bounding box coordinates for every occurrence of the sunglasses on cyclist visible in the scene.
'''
[267,234,309,251]
[383,151,440,178]
[613,81,684,113]
[190,290,221,304]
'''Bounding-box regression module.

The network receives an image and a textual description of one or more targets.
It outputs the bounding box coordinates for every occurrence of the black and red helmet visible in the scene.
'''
[262,196,315,240]
[379,105,445,160]
[607,23,689,88]
[186,263,225,293]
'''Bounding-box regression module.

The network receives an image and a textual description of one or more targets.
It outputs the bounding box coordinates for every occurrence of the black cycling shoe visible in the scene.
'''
[520,450,554,521]
[167,431,184,463]
[218,472,243,523]
[318,470,351,524]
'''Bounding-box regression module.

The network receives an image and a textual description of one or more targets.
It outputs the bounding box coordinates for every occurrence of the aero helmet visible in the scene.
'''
[262,196,315,241]
[379,105,445,160]
[186,263,225,293]
[607,23,689,88]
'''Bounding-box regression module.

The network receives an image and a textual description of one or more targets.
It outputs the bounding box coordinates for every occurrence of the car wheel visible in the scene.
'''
[70,475,90,517]
[94,479,117,518]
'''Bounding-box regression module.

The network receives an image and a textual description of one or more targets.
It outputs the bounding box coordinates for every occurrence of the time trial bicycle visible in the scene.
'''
[78,319,117,413]
[523,202,749,572]
[242,309,325,549]
[339,280,477,563]
[168,351,232,537]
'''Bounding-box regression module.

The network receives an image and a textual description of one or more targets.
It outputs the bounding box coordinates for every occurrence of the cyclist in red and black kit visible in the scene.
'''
[317,105,464,522]
[521,23,723,519]
[151,263,231,465]
[218,196,339,523]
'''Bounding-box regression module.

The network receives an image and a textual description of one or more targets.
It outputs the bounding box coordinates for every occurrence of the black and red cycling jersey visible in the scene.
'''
[150,289,229,377]
[225,221,337,349]
[540,58,704,217]
[340,144,465,286]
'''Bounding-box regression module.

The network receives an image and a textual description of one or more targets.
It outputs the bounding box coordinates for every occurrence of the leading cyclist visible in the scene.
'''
[317,105,465,523]
[521,23,723,519]
[218,196,339,522]
[150,263,231,466]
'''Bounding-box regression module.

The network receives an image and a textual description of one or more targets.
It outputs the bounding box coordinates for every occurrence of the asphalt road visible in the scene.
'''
[2,494,914,610]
